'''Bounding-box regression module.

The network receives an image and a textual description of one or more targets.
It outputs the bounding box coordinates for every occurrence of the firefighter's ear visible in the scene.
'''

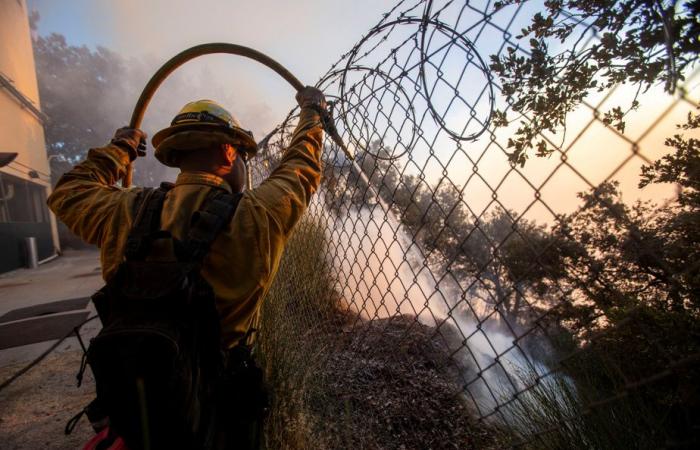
[221,144,237,167]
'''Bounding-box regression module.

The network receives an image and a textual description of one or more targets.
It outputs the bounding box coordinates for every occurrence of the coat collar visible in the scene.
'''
[175,171,232,193]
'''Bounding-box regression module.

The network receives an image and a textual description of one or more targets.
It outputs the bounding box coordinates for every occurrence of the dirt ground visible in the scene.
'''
[314,316,500,450]
[0,250,101,448]
[263,310,502,450]
[0,349,95,449]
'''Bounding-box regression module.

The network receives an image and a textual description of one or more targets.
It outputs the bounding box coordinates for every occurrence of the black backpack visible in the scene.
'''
[83,183,242,449]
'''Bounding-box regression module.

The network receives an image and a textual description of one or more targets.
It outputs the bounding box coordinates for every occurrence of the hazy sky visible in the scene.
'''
[28,0,395,77]
[26,0,699,223]
[27,0,397,136]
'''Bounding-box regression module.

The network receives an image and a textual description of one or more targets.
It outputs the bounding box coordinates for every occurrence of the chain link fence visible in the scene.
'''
[252,1,699,448]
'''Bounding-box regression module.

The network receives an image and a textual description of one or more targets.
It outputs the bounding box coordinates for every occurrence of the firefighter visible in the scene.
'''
[49,86,326,449]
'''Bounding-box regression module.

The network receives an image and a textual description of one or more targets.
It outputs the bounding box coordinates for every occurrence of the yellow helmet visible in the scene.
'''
[152,99,257,167]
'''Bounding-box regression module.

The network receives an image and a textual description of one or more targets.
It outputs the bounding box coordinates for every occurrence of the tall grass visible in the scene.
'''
[256,214,346,449]
[497,349,691,449]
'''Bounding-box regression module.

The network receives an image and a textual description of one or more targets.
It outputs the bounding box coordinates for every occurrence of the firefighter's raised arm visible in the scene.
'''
[246,86,325,238]
[47,128,147,245]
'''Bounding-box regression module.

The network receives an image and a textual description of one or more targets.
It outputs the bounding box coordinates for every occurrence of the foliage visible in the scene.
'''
[554,107,699,321]
[490,0,700,166]
[502,325,698,450]
[484,3,700,439]
[31,15,171,186]
[640,110,700,201]
[519,107,700,447]
[33,33,129,163]
[257,215,348,448]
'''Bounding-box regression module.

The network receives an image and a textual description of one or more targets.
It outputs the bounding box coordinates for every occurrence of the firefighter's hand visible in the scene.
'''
[111,127,147,161]
[296,86,327,111]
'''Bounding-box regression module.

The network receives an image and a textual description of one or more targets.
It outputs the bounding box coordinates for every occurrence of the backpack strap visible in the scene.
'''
[124,183,242,265]
[184,190,243,263]
[125,183,173,261]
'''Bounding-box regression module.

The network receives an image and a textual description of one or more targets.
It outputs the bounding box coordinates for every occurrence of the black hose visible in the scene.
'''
[129,43,304,130]
[124,42,351,187]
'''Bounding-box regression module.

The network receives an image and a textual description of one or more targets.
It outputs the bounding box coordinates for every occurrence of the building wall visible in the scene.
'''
[0,0,60,272]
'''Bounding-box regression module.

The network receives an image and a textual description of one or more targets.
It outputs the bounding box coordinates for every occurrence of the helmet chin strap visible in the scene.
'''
[244,153,253,191]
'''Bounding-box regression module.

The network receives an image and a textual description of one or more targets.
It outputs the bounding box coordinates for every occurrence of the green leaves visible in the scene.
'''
[490,0,699,164]
[602,106,627,133]
[639,108,700,210]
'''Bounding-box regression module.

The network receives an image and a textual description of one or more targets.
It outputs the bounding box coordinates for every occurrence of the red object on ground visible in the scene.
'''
[83,427,128,450]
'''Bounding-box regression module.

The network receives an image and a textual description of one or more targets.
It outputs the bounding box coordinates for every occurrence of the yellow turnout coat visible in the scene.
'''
[48,108,323,347]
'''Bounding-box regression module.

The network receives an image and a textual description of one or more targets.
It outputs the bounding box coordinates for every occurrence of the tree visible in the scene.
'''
[490,0,699,166]
[544,176,700,444]
[523,105,700,445]
[33,33,130,164]
[553,107,699,321]
[31,16,171,187]
[639,111,700,309]
[439,207,570,328]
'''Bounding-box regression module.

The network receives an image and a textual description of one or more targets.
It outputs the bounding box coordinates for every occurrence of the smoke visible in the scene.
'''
[322,164,557,416]
[31,25,287,185]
